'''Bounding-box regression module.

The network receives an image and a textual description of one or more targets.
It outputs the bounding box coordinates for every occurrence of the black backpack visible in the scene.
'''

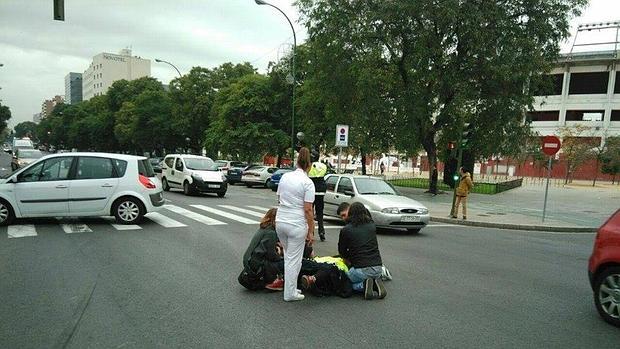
[237,266,266,291]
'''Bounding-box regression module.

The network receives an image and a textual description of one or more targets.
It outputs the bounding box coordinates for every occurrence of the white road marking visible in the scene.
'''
[164,205,226,226]
[7,225,37,238]
[247,205,273,212]
[218,205,265,218]
[146,212,188,228]
[58,219,93,234]
[102,217,142,230]
[425,224,459,227]
[190,205,257,224]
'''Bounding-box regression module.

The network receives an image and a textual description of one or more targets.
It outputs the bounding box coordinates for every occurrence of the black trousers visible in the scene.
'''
[313,194,325,235]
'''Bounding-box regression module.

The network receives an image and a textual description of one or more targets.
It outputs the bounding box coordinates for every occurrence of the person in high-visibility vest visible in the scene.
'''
[309,149,328,241]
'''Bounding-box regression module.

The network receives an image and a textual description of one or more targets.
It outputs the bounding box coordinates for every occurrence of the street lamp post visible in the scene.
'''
[255,0,296,162]
[154,58,182,78]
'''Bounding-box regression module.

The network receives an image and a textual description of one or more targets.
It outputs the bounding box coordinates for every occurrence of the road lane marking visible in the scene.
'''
[163,205,226,226]
[218,205,266,218]
[247,205,273,212]
[190,205,257,224]
[7,225,37,238]
[102,217,142,230]
[57,219,93,234]
[146,212,188,228]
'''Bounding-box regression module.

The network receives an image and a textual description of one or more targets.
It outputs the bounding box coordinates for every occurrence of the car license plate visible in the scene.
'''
[208,184,220,189]
[401,216,420,222]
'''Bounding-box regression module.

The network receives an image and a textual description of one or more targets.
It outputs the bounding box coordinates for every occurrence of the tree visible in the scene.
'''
[0,104,12,137]
[297,0,586,190]
[205,74,289,163]
[14,121,38,139]
[601,137,620,184]
[558,125,596,184]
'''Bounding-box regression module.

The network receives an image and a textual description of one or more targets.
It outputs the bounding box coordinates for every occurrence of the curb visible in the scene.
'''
[431,216,598,233]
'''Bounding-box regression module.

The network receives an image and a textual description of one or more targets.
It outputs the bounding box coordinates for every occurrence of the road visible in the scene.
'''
[0,171,618,348]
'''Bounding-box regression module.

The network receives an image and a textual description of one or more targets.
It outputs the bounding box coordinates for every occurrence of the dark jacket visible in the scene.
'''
[242,227,281,272]
[338,222,383,268]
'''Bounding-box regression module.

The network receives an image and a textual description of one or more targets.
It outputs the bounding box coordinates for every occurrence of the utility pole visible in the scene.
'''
[450,123,471,217]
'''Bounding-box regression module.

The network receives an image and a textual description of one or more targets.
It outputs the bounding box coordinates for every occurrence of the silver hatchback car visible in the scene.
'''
[323,174,430,233]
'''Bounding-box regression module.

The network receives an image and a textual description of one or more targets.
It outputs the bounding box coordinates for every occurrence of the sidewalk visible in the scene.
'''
[397,183,620,232]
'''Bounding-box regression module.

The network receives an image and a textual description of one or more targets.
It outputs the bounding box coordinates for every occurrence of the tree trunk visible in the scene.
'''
[422,133,438,194]
[360,147,367,175]
[592,157,599,186]
[276,153,282,168]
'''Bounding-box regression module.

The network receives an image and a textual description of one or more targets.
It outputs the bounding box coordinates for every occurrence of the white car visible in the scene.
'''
[241,165,278,188]
[324,174,430,233]
[0,153,164,226]
[160,154,227,197]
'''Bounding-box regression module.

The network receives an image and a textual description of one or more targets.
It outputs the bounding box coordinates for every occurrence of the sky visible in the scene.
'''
[0,0,618,128]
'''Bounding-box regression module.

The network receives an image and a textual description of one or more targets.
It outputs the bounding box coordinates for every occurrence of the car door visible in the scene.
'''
[14,156,74,216]
[69,157,119,215]
[173,158,186,186]
[333,176,355,211]
[323,175,340,216]
[162,156,175,186]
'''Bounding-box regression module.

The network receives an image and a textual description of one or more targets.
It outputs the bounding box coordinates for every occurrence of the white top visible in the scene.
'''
[276,168,315,227]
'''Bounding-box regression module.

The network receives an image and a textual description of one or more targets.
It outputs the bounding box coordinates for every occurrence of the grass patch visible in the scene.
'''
[388,177,511,195]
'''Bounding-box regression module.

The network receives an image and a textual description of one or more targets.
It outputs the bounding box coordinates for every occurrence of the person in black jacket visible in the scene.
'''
[242,208,285,290]
[338,202,387,300]
[309,148,328,241]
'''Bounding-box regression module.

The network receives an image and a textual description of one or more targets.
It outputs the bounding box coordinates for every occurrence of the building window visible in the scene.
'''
[611,110,620,121]
[526,111,560,122]
[565,110,605,121]
[569,72,609,94]
[531,74,563,96]
[615,74,620,94]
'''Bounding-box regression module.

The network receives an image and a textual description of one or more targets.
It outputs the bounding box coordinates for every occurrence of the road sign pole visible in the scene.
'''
[337,146,342,174]
[542,155,552,222]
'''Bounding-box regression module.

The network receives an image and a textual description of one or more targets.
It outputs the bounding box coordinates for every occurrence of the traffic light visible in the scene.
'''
[443,144,458,188]
[461,123,472,148]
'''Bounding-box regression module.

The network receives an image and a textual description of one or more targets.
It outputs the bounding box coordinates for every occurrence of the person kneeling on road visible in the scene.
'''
[338,202,387,300]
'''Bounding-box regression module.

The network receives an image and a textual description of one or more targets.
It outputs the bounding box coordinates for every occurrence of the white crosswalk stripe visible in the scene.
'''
[247,205,273,212]
[102,217,143,230]
[218,205,266,218]
[57,219,93,234]
[191,205,258,224]
[163,205,226,226]
[7,225,37,238]
[146,212,188,228]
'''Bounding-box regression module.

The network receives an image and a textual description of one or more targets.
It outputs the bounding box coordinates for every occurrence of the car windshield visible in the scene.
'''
[185,158,217,171]
[215,161,228,167]
[18,150,43,159]
[149,158,160,165]
[355,178,397,195]
[246,166,265,172]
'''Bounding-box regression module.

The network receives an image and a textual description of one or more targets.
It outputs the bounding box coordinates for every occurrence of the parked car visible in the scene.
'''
[0,152,164,225]
[267,168,294,192]
[12,138,34,152]
[589,209,620,327]
[241,165,278,188]
[11,149,44,171]
[161,154,227,197]
[149,157,163,174]
[323,174,430,233]
[216,160,247,184]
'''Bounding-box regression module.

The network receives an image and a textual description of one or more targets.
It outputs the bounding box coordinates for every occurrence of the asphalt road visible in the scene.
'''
[1,177,619,348]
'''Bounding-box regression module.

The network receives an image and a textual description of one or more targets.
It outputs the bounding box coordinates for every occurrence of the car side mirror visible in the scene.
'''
[344,190,355,197]
[8,177,17,184]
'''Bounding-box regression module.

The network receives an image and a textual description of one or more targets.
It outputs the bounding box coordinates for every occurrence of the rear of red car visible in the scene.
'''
[588,209,620,327]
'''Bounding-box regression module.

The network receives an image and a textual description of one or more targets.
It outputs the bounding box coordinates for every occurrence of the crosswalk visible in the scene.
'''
[4,204,342,239]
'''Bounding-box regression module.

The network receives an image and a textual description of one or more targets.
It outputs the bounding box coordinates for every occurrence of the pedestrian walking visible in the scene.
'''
[308,148,327,241]
[380,162,385,175]
[275,147,316,302]
[452,167,474,220]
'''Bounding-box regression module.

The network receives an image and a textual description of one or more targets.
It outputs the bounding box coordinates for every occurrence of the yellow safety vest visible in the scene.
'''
[308,162,327,178]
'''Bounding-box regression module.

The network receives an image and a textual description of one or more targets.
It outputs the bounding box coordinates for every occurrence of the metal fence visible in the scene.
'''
[388,176,523,195]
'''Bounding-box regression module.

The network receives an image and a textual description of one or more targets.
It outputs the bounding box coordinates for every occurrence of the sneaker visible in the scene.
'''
[265,278,284,291]
[319,233,325,242]
[373,278,387,299]
[364,279,375,300]
[301,275,316,291]
[284,293,305,302]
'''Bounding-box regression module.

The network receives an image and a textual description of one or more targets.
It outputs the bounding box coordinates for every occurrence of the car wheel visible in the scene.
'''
[183,181,194,196]
[217,191,226,198]
[407,228,421,234]
[271,187,277,192]
[264,179,270,188]
[594,267,620,327]
[246,183,252,188]
[0,199,15,226]
[162,177,170,191]
[113,197,144,225]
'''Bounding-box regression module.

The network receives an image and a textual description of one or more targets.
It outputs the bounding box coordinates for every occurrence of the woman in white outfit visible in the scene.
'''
[275,147,315,301]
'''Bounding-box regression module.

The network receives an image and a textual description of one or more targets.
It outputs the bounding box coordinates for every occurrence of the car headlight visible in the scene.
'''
[381,207,400,214]
[417,208,429,215]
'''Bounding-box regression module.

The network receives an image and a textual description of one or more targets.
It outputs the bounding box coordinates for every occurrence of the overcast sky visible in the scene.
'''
[0,0,618,128]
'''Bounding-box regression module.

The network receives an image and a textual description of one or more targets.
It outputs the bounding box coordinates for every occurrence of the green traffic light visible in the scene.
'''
[453,174,459,181]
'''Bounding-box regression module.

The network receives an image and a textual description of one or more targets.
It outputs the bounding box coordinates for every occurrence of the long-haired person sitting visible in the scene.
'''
[338,202,387,300]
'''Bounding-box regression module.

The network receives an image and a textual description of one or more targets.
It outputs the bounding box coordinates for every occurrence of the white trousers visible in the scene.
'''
[276,222,307,300]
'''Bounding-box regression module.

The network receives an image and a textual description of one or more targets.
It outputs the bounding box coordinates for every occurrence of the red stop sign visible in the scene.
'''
[542,135,561,156]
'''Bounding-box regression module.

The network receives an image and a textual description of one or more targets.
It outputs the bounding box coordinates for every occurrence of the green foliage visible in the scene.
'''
[0,103,12,136]
[601,137,620,178]
[14,121,38,139]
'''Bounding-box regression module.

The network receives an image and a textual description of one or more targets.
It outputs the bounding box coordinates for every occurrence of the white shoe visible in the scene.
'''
[284,293,305,302]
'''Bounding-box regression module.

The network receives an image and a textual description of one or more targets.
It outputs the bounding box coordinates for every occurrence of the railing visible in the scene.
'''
[387,176,523,195]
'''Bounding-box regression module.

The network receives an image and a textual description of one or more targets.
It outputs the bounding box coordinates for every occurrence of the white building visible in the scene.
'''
[530,22,620,146]
[82,48,151,101]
